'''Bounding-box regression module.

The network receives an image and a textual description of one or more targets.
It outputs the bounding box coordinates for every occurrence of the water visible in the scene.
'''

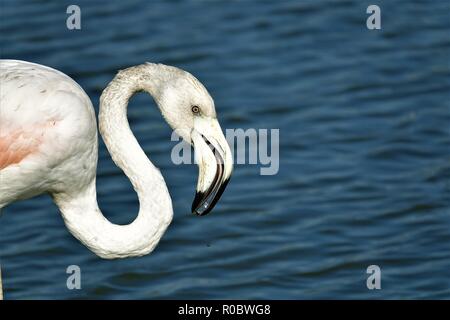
[1,0,449,299]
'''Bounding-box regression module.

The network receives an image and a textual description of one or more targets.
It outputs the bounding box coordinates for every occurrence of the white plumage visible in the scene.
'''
[0,60,233,299]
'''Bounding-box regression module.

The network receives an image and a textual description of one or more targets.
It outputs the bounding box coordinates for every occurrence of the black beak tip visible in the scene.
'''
[191,191,209,216]
[192,207,213,217]
[191,177,231,217]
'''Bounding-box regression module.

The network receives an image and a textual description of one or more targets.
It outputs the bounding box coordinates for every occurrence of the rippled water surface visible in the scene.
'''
[1,0,449,299]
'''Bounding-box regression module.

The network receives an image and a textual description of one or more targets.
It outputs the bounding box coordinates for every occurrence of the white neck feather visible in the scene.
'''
[54,65,173,259]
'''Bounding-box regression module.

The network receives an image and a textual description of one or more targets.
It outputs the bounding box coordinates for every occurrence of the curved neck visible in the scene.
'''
[55,65,173,259]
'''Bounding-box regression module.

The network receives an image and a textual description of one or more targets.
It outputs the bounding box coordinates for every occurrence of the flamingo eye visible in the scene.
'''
[191,105,200,114]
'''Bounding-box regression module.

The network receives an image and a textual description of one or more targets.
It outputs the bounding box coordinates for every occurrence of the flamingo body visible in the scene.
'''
[0,60,233,299]
[0,60,97,208]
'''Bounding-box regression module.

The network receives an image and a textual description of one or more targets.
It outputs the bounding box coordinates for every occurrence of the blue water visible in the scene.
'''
[1,0,449,299]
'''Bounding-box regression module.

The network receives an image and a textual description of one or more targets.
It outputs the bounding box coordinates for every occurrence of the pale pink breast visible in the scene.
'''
[0,121,55,170]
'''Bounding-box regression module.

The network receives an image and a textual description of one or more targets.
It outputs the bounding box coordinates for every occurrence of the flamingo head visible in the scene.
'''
[148,63,233,216]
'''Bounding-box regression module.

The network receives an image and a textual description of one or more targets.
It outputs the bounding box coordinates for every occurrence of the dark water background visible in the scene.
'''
[1,0,449,299]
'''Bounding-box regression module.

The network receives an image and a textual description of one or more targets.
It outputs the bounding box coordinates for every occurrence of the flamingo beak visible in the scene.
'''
[191,118,233,216]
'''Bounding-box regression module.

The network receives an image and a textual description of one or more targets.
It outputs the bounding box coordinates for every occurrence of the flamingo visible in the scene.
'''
[0,60,233,299]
